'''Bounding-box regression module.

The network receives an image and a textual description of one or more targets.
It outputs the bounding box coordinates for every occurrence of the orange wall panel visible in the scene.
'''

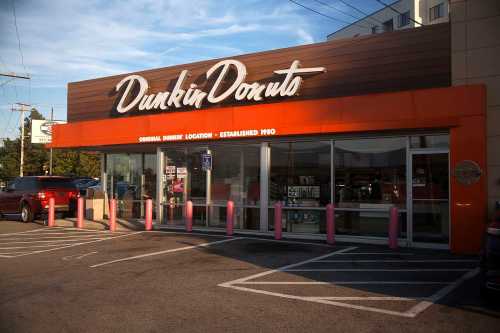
[51,85,487,254]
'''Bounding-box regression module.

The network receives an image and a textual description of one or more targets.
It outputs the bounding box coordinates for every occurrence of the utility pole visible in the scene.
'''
[11,103,30,177]
[49,107,54,175]
[2,72,31,177]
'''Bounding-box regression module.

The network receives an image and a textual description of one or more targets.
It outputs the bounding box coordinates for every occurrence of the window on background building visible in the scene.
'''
[334,137,407,238]
[383,19,394,32]
[371,26,378,34]
[429,3,445,21]
[270,141,331,234]
[398,11,411,27]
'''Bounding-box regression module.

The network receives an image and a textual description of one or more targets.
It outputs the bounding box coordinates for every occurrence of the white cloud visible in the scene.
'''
[0,0,337,123]
[296,28,315,44]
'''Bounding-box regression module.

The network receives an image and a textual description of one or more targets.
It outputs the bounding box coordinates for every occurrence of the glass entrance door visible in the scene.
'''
[411,153,450,245]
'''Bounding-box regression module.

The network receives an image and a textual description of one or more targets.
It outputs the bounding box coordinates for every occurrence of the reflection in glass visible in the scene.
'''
[161,144,260,230]
[269,141,331,234]
[410,135,449,149]
[412,153,449,244]
[162,149,188,225]
[334,138,406,236]
[208,145,260,229]
[106,153,156,220]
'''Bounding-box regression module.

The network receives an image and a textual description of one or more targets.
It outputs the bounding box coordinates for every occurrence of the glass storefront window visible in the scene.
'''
[160,144,260,230]
[334,137,406,237]
[412,153,449,244]
[410,135,449,149]
[269,141,331,234]
[103,133,454,246]
[106,153,156,221]
[209,145,260,229]
[163,149,188,225]
[143,154,157,200]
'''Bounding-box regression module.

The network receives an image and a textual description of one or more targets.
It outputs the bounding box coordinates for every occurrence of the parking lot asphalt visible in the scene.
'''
[0,220,499,333]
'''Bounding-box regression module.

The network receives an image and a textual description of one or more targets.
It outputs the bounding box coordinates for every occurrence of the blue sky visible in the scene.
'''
[0,0,385,138]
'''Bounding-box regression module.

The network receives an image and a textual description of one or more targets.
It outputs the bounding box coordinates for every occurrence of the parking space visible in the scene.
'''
[0,222,498,332]
[219,246,480,318]
[0,227,138,258]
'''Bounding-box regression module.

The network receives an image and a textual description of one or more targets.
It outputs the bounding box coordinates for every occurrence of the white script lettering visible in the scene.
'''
[115,60,326,114]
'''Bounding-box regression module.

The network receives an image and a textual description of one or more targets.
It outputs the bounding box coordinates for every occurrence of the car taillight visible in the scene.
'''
[68,191,78,199]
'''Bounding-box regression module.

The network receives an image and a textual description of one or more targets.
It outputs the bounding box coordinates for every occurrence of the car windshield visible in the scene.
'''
[39,178,76,189]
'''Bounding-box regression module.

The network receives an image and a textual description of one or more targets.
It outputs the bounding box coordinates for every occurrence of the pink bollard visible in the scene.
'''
[145,199,153,231]
[326,203,335,245]
[77,197,84,229]
[274,202,282,240]
[48,197,55,227]
[388,206,399,249]
[226,200,234,236]
[185,200,193,232]
[109,199,117,232]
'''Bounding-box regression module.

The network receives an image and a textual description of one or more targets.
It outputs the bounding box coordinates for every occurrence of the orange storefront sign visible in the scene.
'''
[51,84,487,254]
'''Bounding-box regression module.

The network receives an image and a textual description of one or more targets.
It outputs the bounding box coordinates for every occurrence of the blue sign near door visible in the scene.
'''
[202,153,212,171]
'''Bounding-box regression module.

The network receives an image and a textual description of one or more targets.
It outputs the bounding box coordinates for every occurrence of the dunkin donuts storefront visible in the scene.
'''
[51,23,487,254]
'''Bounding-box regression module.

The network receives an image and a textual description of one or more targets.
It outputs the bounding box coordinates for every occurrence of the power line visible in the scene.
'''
[311,0,370,27]
[337,0,384,25]
[11,0,27,74]
[287,0,369,28]
[374,0,424,26]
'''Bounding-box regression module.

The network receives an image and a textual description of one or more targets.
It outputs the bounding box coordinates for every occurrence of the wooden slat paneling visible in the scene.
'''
[67,23,451,122]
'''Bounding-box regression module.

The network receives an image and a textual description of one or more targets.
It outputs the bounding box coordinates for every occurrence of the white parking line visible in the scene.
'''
[219,245,478,318]
[282,269,470,272]
[305,296,424,301]
[90,237,245,268]
[236,281,450,285]
[334,253,414,256]
[222,282,416,318]
[403,268,480,317]
[0,234,120,241]
[0,243,95,249]
[0,228,48,236]
[2,232,143,258]
[62,251,98,260]
[315,259,478,263]
[219,246,358,286]
[0,238,111,244]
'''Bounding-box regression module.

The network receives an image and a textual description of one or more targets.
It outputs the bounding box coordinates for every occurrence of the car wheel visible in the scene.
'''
[20,203,34,223]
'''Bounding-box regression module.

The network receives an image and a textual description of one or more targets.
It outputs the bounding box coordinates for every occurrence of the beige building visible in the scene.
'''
[329,0,500,217]
[450,0,500,217]
[327,0,449,40]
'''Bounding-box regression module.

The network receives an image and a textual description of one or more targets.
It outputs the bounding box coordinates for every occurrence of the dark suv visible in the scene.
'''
[0,176,78,222]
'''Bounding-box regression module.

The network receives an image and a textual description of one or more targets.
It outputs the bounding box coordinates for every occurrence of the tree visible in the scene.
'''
[0,109,101,182]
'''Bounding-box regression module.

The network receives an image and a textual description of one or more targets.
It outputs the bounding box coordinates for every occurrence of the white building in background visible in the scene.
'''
[327,0,449,40]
